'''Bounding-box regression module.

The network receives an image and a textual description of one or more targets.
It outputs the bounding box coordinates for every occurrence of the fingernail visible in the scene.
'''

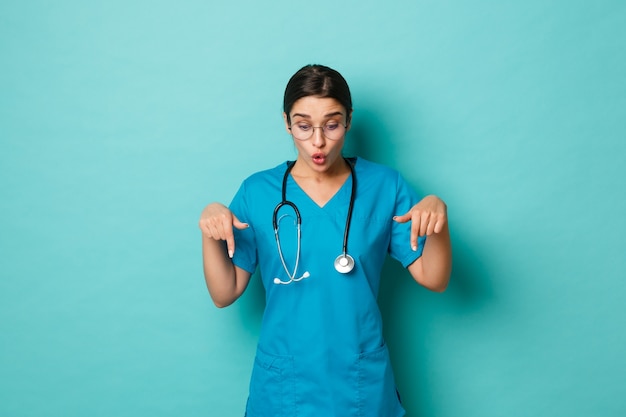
[393,216,398,220]
[412,245,417,251]
[228,250,234,258]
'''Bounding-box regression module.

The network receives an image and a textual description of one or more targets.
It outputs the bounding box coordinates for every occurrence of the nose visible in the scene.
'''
[311,127,326,147]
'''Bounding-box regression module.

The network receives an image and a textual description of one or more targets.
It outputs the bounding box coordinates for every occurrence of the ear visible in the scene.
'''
[283,112,291,134]
[345,110,353,132]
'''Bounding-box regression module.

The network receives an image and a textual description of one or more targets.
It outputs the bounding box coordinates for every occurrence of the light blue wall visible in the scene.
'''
[1,1,625,416]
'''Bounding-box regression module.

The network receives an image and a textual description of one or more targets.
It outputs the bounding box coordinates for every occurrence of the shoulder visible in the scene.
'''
[230,161,289,209]
[351,157,419,203]
[240,161,290,189]
[352,157,402,183]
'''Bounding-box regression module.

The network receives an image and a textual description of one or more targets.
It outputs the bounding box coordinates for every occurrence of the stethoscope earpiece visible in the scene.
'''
[274,271,310,285]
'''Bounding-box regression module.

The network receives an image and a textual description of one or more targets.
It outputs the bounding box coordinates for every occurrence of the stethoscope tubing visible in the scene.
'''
[273,200,302,281]
[272,158,356,283]
[342,159,357,257]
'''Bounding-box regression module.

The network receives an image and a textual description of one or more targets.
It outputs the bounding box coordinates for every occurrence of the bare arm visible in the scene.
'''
[394,195,452,292]
[199,203,252,307]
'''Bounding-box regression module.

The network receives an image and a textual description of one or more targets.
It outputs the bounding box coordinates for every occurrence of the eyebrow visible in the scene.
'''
[291,111,345,119]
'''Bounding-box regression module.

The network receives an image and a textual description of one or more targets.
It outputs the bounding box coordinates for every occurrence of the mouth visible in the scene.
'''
[312,153,326,165]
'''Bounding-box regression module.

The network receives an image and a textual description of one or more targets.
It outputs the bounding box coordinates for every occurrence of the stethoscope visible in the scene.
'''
[272,158,357,285]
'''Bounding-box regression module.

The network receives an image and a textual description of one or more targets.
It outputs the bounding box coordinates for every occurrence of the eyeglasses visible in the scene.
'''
[289,121,347,141]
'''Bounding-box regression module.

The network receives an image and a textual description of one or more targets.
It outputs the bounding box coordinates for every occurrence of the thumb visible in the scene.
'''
[393,212,411,223]
[232,213,249,230]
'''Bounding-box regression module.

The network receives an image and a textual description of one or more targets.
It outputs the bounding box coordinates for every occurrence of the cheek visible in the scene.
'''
[330,139,345,153]
[292,139,306,153]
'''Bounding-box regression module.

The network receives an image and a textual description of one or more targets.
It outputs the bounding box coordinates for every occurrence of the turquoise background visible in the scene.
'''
[1,1,625,416]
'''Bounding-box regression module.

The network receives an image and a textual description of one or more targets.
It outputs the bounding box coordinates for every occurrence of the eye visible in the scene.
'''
[324,122,340,131]
[295,123,311,131]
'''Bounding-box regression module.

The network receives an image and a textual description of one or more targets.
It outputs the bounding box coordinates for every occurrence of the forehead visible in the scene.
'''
[289,96,345,118]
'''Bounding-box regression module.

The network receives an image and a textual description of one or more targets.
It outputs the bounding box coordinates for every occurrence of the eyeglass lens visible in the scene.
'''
[290,123,346,141]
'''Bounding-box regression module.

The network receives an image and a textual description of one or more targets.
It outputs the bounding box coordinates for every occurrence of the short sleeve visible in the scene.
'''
[229,181,258,274]
[388,172,427,268]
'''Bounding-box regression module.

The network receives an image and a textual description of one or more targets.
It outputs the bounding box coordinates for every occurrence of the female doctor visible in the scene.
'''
[199,64,452,417]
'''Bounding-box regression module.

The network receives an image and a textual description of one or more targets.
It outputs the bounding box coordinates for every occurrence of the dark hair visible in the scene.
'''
[283,64,353,124]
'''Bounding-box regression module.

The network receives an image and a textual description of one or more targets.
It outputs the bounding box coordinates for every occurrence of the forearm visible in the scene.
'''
[202,236,249,307]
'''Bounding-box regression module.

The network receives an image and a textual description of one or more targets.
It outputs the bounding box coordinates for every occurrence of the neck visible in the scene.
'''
[292,156,350,182]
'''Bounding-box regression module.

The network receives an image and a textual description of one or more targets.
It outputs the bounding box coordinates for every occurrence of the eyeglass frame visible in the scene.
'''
[288,121,348,141]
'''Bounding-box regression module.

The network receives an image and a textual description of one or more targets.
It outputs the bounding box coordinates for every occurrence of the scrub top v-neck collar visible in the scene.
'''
[284,158,357,211]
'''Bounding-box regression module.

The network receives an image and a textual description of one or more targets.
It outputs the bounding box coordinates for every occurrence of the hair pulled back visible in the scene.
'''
[283,64,353,124]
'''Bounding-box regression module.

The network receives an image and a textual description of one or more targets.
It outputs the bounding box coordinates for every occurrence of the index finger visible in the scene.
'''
[223,219,236,258]
[410,212,422,251]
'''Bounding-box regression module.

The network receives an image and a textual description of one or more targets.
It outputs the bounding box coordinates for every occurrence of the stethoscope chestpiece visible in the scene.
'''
[334,253,355,274]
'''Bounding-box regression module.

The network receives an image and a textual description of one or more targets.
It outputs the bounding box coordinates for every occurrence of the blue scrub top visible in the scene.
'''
[230,157,426,417]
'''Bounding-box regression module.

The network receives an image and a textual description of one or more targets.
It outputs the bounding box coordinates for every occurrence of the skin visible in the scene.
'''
[282,96,353,207]
[199,96,452,307]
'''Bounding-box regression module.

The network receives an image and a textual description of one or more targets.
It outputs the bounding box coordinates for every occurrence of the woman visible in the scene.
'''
[199,64,452,417]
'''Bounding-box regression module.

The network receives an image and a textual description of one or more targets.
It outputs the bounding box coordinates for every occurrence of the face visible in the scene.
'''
[283,96,352,175]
